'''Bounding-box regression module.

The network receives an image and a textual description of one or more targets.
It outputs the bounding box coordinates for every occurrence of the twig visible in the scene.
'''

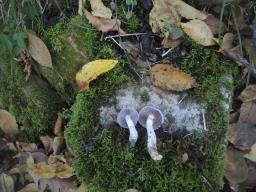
[105,33,155,40]
[161,48,173,57]
[202,109,207,131]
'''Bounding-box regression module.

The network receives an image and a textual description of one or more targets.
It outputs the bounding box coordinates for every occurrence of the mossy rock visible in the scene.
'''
[65,44,239,191]
[41,16,100,102]
[0,54,63,141]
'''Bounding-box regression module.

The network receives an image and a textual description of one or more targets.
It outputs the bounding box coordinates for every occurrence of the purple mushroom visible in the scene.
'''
[117,107,139,147]
[139,105,164,161]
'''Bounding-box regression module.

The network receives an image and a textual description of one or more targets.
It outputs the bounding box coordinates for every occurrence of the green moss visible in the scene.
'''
[140,90,150,103]
[41,15,101,101]
[66,42,238,191]
[0,54,63,141]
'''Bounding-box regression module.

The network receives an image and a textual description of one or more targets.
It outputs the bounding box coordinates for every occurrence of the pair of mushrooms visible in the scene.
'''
[117,105,164,161]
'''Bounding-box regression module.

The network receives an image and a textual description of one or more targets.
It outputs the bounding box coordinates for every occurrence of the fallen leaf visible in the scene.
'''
[56,164,74,179]
[162,32,181,48]
[238,84,256,102]
[239,101,256,125]
[76,59,118,91]
[53,136,65,155]
[149,0,181,33]
[125,189,138,192]
[18,183,38,192]
[84,9,125,34]
[149,0,206,34]
[169,0,207,20]
[89,0,112,19]
[16,50,32,81]
[241,164,256,188]
[16,142,37,152]
[179,19,216,46]
[37,178,77,192]
[224,147,248,184]
[226,123,256,151]
[221,33,235,51]
[0,173,15,192]
[243,38,253,56]
[54,116,64,136]
[48,155,67,165]
[0,109,18,137]
[204,14,226,35]
[40,135,53,154]
[244,144,256,162]
[26,32,53,68]
[150,64,197,91]
[30,163,56,179]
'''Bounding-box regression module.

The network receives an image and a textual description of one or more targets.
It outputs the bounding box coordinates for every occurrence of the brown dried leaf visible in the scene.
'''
[180,19,216,46]
[40,135,53,154]
[226,123,256,151]
[84,9,125,34]
[53,136,65,155]
[162,32,181,48]
[16,142,37,152]
[0,109,18,137]
[54,116,64,136]
[30,163,56,179]
[18,183,38,192]
[243,38,253,56]
[238,84,256,102]
[239,101,256,125]
[224,147,248,184]
[48,155,67,165]
[27,32,53,68]
[56,164,74,179]
[244,144,256,162]
[204,14,226,35]
[169,0,207,20]
[0,173,15,192]
[150,64,197,91]
[89,0,112,19]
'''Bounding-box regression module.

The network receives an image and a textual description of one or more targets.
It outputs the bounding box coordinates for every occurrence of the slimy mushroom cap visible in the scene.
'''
[117,107,139,128]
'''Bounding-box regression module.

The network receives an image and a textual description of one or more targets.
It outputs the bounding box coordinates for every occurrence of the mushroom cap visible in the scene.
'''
[117,107,139,128]
[138,105,164,130]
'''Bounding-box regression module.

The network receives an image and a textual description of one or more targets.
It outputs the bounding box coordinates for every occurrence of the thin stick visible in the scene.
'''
[202,109,207,131]
[105,33,155,40]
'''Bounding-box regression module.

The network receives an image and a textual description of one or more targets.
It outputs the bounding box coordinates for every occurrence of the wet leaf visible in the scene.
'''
[18,183,38,192]
[180,19,216,46]
[150,64,197,91]
[224,147,248,184]
[76,59,118,91]
[238,84,256,102]
[54,116,64,136]
[84,9,125,34]
[0,109,18,137]
[89,0,112,19]
[239,101,256,125]
[244,144,256,162]
[40,135,53,154]
[0,173,15,192]
[53,136,65,155]
[26,32,52,68]
[226,123,256,151]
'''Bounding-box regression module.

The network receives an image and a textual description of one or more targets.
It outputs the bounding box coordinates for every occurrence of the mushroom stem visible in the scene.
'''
[125,115,138,147]
[146,114,163,161]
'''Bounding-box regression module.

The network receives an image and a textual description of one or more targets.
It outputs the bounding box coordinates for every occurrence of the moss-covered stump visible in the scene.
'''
[41,16,102,102]
[65,44,238,191]
[0,55,63,141]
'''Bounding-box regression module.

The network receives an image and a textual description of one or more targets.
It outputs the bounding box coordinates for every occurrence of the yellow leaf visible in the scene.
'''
[76,59,118,91]
[0,109,18,137]
[89,0,112,19]
[244,144,256,162]
[26,156,35,169]
[18,183,38,192]
[27,32,53,68]
[56,164,74,179]
[31,163,56,179]
[180,19,216,46]
[150,64,197,91]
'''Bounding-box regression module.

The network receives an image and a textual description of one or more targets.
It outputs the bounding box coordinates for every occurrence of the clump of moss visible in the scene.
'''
[66,43,238,191]
[0,54,63,141]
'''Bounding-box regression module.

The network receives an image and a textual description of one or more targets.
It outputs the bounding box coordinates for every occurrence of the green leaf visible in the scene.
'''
[163,19,171,31]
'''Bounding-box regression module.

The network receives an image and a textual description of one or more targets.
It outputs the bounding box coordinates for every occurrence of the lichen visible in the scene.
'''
[65,43,239,191]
